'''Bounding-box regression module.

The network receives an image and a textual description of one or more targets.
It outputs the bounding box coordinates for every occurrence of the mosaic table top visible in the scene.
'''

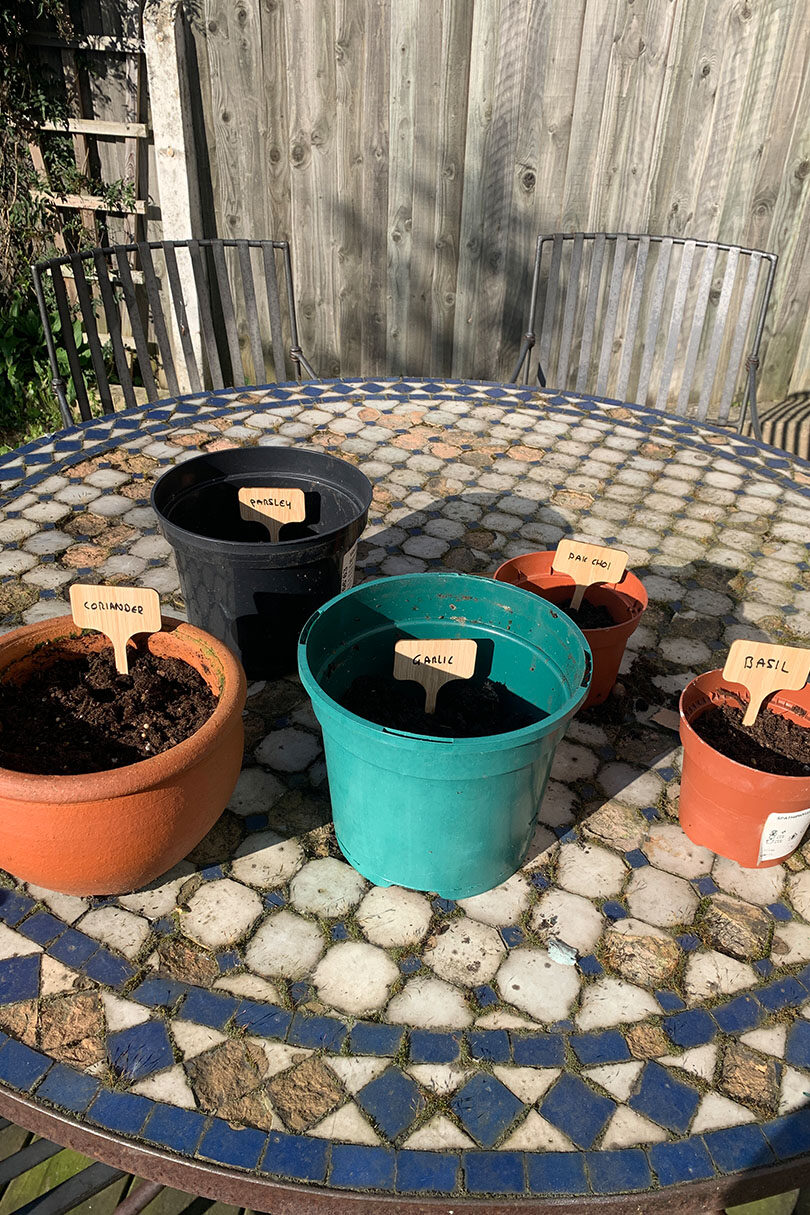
[0,378,809,1211]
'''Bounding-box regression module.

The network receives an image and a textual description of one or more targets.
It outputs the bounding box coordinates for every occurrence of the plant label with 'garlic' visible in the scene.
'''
[723,640,810,727]
[238,486,306,542]
[552,539,628,610]
[393,639,477,714]
[70,584,162,676]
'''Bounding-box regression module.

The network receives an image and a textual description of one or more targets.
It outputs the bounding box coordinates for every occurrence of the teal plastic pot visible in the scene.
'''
[298,572,592,898]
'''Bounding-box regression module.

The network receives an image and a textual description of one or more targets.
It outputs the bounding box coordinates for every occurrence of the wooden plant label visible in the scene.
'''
[393,639,477,714]
[238,486,306,542]
[552,539,629,610]
[723,640,810,727]
[70,584,162,676]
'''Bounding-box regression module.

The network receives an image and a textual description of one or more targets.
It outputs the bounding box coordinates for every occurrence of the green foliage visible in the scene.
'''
[0,294,62,451]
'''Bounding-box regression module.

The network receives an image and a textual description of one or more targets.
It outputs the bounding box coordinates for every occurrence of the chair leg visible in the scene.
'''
[740,354,764,444]
[112,1179,164,1215]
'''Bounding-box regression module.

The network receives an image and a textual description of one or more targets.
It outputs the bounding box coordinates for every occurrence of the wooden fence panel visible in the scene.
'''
[178,0,810,403]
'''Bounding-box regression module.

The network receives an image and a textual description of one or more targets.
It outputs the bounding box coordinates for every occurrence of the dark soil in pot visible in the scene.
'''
[556,597,616,630]
[692,703,810,777]
[0,645,216,776]
[340,673,546,737]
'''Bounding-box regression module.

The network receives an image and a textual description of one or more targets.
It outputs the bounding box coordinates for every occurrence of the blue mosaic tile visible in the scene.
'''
[754,959,774,978]
[349,1021,404,1057]
[676,933,700,952]
[466,1029,511,1063]
[625,848,648,869]
[640,806,659,821]
[431,897,455,914]
[571,1030,630,1066]
[264,891,285,908]
[48,928,98,967]
[629,1061,700,1133]
[216,949,241,972]
[655,990,686,1013]
[713,994,763,1035]
[577,954,604,976]
[263,1130,329,1183]
[144,1105,206,1155]
[763,1108,810,1160]
[500,924,524,947]
[451,1072,525,1148]
[527,1151,588,1195]
[198,1119,267,1170]
[398,955,421,975]
[289,981,313,1004]
[530,872,549,891]
[329,922,348,941]
[704,1125,775,1173]
[17,911,64,945]
[356,1068,425,1139]
[785,1019,810,1067]
[233,1000,291,1040]
[649,1137,716,1185]
[0,889,36,925]
[88,1090,153,1135]
[36,1063,98,1112]
[330,1144,395,1190]
[767,902,792,921]
[180,988,239,1028]
[540,1074,614,1149]
[602,900,627,921]
[131,977,187,1007]
[200,863,225,881]
[287,1012,347,1053]
[663,1009,716,1048]
[0,954,40,1004]
[243,813,268,831]
[511,1033,566,1067]
[588,1148,652,1194]
[464,1150,524,1194]
[473,984,498,1007]
[796,962,810,990]
[396,1149,458,1194]
[408,1030,460,1064]
[83,949,135,987]
[108,1020,174,1081]
[758,976,806,1011]
[692,875,718,895]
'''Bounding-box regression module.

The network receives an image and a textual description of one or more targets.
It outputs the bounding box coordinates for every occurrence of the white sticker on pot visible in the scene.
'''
[341,543,357,592]
[758,808,810,864]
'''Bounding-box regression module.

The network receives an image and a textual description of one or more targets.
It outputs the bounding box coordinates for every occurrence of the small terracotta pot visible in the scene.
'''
[494,551,647,707]
[0,615,246,896]
[679,670,810,868]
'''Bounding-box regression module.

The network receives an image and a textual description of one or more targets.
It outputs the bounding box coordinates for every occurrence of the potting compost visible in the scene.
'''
[0,646,215,776]
[340,672,546,737]
[556,597,616,630]
[692,702,810,778]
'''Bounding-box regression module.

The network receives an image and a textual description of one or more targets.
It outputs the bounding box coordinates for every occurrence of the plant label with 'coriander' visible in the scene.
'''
[238,486,306,542]
[552,539,628,610]
[393,639,477,714]
[723,640,810,727]
[70,584,162,676]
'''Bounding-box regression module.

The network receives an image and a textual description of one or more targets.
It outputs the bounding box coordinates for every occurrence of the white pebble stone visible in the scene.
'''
[101,993,150,1031]
[118,862,194,918]
[602,1107,667,1148]
[530,889,605,954]
[313,941,399,1015]
[691,1093,756,1133]
[576,977,660,1030]
[355,886,432,947]
[457,873,531,926]
[171,1020,227,1060]
[550,740,599,782]
[643,823,714,879]
[213,972,282,1003]
[713,856,785,905]
[183,879,262,948]
[227,766,286,816]
[423,917,505,987]
[80,907,150,959]
[557,841,626,899]
[403,1115,476,1150]
[231,832,305,889]
[26,885,88,925]
[289,858,367,917]
[244,910,325,979]
[131,1064,197,1109]
[307,1103,380,1145]
[583,1061,644,1101]
[491,1066,560,1105]
[255,727,321,772]
[597,763,664,808]
[386,975,474,1029]
[495,947,581,1022]
[626,867,698,928]
[90,494,132,517]
[683,950,757,1004]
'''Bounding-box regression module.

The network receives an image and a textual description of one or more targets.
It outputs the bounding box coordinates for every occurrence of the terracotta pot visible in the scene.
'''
[0,615,246,896]
[679,669,810,868]
[494,551,647,707]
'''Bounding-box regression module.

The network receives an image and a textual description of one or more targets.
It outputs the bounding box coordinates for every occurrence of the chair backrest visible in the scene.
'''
[513,233,777,428]
[32,238,314,428]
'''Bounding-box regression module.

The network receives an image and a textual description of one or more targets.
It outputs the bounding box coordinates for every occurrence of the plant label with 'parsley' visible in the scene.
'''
[70,584,162,676]
[393,639,478,714]
[552,539,629,610]
[723,640,810,727]
[238,486,306,542]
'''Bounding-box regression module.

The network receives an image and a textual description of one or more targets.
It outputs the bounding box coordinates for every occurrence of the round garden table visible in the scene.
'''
[0,377,809,1214]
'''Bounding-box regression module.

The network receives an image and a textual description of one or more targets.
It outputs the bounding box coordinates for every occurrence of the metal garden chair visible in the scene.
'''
[32,238,315,429]
[510,233,777,443]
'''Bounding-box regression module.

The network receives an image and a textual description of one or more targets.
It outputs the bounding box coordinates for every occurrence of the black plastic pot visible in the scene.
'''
[152,447,373,678]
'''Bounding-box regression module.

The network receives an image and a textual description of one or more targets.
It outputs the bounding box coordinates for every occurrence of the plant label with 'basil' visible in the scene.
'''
[393,639,477,714]
[723,640,810,727]
[70,584,162,676]
[552,539,629,610]
[238,486,306,542]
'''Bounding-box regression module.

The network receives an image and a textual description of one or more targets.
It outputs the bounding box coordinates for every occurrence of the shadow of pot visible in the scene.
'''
[493,551,647,707]
[0,615,246,895]
[679,670,810,869]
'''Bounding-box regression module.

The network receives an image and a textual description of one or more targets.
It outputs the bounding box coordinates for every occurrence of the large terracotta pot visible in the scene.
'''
[679,670,810,868]
[494,551,647,707]
[0,615,246,895]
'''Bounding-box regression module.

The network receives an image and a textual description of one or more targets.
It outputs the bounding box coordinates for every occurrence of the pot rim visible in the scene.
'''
[493,552,648,618]
[679,668,810,782]
[0,614,246,803]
